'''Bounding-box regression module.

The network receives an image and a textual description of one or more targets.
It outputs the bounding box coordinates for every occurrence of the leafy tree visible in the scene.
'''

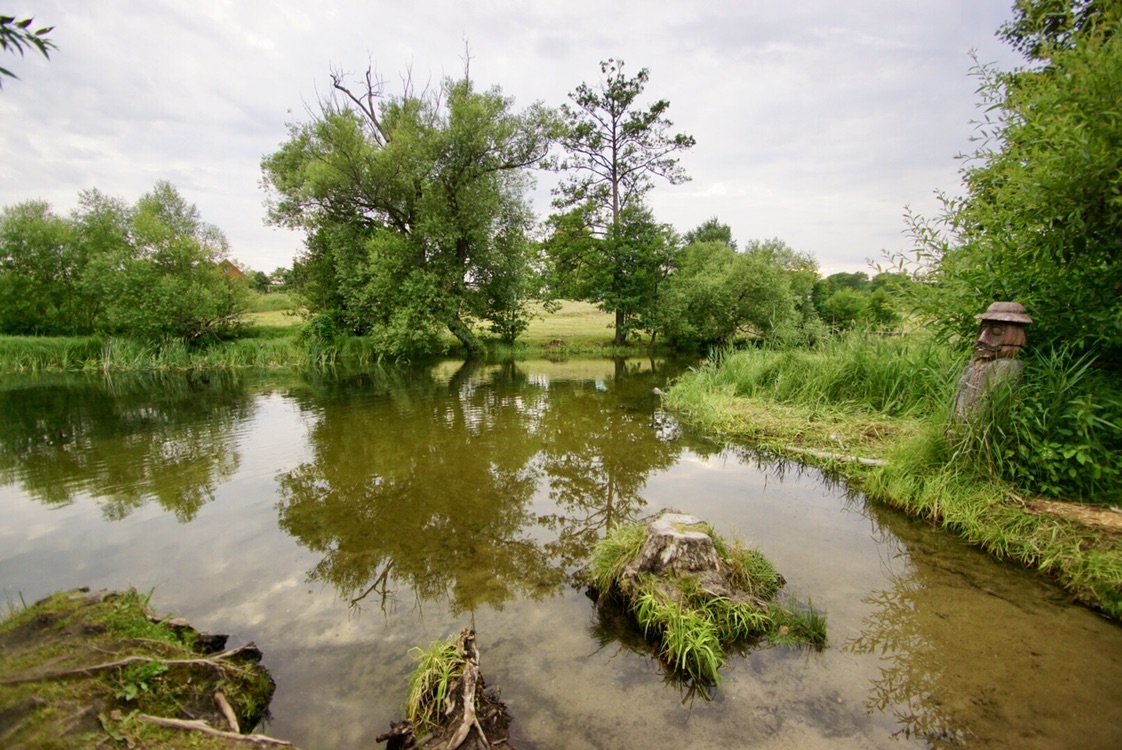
[998,0,1120,60]
[0,15,55,88]
[0,183,248,341]
[262,65,554,358]
[0,201,79,334]
[250,270,269,292]
[900,16,1122,365]
[550,59,695,344]
[683,216,736,250]
[82,182,249,342]
[655,239,808,349]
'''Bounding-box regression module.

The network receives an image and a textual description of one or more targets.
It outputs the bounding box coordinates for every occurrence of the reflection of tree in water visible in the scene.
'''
[535,359,683,571]
[844,502,973,746]
[276,362,562,616]
[0,372,251,521]
[276,358,689,614]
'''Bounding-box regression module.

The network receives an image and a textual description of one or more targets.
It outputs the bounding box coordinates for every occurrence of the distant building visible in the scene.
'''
[218,259,246,279]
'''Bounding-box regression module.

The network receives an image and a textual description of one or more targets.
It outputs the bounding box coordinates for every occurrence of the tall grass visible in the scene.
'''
[665,331,1122,617]
[673,332,960,418]
[951,348,1122,504]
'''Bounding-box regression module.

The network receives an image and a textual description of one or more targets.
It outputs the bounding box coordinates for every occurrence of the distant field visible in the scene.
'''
[244,297,619,345]
[520,301,615,343]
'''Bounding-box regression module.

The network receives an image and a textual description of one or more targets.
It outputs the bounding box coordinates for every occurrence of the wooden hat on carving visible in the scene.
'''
[977,301,1033,325]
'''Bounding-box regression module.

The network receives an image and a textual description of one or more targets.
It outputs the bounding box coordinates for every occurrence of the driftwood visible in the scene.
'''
[138,714,292,746]
[782,447,887,467]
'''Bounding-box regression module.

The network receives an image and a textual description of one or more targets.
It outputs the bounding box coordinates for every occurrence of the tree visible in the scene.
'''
[550,59,695,344]
[683,216,736,250]
[261,63,555,358]
[78,182,249,342]
[0,15,55,88]
[655,238,812,349]
[998,0,1120,60]
[0,201,78,334]
[900,13,1122,365]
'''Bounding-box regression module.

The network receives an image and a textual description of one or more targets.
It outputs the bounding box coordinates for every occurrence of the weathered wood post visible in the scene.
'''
[952,301,1033,419]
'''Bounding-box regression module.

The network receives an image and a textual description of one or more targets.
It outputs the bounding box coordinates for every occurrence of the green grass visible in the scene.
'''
[665,331,1122,620]
[404,636,465,735]
[587,522,649,593]
[0,299,645,372]
[590,521,826,685]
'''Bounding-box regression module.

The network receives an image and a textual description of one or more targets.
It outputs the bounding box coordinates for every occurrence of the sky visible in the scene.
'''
[1,1,1026,276]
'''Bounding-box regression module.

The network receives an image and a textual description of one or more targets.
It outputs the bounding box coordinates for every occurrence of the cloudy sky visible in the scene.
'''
[1,1,1024,275]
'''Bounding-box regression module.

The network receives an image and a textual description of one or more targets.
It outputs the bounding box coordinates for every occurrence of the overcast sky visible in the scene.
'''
[1,1,1025,275]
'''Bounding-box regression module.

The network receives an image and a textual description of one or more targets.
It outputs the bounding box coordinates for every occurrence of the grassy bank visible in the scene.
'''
[664,333,1122,620]
[0,300,652,373]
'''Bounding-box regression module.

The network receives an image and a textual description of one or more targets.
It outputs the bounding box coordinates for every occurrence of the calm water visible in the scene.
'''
[1,359,1120,749]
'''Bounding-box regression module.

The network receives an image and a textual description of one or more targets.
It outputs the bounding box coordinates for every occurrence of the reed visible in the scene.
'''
[404,637,464,735]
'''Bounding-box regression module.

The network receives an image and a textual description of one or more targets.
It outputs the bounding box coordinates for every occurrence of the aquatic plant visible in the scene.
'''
[404,637,464,735]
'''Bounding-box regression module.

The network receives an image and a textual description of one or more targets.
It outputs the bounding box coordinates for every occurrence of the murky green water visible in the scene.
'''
[2,359,1120,749]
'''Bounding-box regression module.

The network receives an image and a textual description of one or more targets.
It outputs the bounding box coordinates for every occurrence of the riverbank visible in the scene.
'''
[0,588,288,749]
[664,337,1122,621]
[0,301,662,373]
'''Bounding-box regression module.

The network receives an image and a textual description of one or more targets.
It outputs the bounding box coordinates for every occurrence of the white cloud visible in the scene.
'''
[1,0,1022,275]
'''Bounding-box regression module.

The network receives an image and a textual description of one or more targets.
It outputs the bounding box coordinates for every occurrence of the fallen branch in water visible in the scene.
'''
[782,447,887,467]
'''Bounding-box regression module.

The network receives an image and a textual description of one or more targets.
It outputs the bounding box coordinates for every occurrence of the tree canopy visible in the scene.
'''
[548,59,695,344]
[261,64,555,358]
[0,182,249,341]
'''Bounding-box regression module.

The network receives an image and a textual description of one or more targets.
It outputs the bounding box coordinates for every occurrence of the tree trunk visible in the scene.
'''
[448,315,486,360]
[614,308,626,346]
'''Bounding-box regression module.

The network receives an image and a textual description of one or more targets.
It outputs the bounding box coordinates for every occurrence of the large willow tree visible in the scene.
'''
[261,66,555,358]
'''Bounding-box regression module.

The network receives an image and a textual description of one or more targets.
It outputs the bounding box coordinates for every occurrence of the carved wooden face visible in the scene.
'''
[974,321,1027,360]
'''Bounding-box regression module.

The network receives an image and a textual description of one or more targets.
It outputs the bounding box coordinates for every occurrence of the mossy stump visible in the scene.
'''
[588,510,827,685]
[0,588,285,749]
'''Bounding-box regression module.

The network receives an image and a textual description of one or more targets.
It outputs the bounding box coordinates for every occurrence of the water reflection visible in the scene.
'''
[275,359,687,616]
[0,372,253,521]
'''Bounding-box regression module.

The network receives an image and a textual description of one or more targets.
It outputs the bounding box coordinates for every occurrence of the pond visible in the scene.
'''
[1,358,1120,749]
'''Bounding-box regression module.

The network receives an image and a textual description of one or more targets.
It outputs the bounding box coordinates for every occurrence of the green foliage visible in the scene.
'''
[0,15,55,87]
[678,332,960,418]
[549,58,694,345]
[633,585,724,684]
[404,637,464,734]
[0,183,250,344]
[812,272,904,332]
[262,67,554,358]
[683,216,736,250]
[656,238,813,348]
[0,201,82,334]
[113,661,169,703]
[952,348,1122,503]
[587,521,648,593]
[998,0,1120,60]
[899,25,1122,366]
[725,545,784,600]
